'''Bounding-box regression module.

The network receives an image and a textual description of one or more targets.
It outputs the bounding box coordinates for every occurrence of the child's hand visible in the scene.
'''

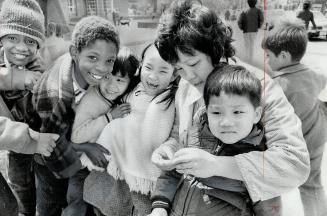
[80,153,105,172]
[147,208,168,216]
[35,133,58,156]
[110,103,131,119]
[152,145,176,171]
[24,70,41,91]
[172,148,216,178]
[74,142,110,168]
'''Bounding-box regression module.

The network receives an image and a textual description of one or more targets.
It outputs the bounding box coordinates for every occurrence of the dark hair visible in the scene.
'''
[204,64,261,108]
[112,47,140,103]
[248,0,257,8]
[261,19,307,62]
[155,0,235,66]
[139,43,180,110]
[72,16,119,53]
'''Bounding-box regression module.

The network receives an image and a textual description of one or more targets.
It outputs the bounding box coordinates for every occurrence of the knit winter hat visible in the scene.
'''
[72,16,120,52]
[0,0,45,46]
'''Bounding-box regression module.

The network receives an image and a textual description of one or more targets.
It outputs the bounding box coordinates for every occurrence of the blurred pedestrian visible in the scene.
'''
[225,9,230,21]
[297,0,316,30]
[237,0,264,63]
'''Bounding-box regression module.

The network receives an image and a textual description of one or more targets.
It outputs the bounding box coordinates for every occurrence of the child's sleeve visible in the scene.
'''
[71,88,111,143]
[0,116,39,154]
[151,170,182,213]
[0,67,26,90]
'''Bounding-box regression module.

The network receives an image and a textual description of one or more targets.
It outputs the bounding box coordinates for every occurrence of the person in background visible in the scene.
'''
[237,0,264,63]
[297,0,316,30]
[262,18,327,216]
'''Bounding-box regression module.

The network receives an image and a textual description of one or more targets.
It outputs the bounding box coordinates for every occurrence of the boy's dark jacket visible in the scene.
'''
[152,111,266,211]
[0,49,44,131]
[33,53,82,179]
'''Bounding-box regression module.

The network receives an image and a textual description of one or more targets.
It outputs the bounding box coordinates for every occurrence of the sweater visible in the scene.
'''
[33,53,82,178]
[96,83,175,194]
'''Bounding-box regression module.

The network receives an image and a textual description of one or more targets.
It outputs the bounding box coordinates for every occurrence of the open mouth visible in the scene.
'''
[12,53,28,60]
[146,81,159,89]
[88,72,103,80]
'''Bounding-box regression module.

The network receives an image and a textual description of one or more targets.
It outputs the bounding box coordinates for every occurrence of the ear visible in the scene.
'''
[69,45,78,61]
[253,106,263,124]
[280,51,291,60]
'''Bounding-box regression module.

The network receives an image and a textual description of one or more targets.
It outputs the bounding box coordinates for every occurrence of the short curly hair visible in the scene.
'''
[155,0,235,66]
[72,16,120,53]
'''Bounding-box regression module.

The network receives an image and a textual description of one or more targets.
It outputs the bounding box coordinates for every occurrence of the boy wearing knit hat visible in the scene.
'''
[0,0,58,215]
[33,16,120,216]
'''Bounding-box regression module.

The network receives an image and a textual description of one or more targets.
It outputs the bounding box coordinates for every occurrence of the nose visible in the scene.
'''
[96,62,112,76]
[219,116,233,127]
[16,41,28,52]
[148,71,158,81]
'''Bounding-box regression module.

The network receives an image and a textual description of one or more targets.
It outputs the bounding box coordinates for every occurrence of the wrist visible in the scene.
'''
[106,112,113,122]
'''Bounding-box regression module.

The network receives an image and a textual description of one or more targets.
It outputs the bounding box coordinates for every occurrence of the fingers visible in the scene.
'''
[94,143,110,155]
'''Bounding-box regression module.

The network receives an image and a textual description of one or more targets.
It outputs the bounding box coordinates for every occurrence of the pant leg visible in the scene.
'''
[34,162,68,216]
[0,172,18,216]
[130,191,152,216]
[7,151,36,216]
[62,168,90,216]
[243,32,257,63]
[299,143,327,216]
[253,197,282,216]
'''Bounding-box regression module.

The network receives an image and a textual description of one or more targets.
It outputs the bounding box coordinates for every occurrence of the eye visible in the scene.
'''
[160,70,168,74]
[211,111,221,115]
[88,56,97,61]
[144,65,151,70]
[234,111,244,114]
[189,61,199,67]
[7,36,17,42]
[116,78,126,83]
[175,67,183,71]
[25,39,37,46]
[107,59,115,64]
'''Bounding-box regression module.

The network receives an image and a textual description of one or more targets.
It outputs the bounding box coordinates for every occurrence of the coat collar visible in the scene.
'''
[270,63,307,78]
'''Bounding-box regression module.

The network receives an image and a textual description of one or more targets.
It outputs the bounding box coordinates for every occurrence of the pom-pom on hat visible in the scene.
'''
[0,0,45,46]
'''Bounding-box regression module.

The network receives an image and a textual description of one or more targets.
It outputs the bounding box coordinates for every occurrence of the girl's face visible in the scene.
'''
[72,39,117,86]
[175,49,214,93]
[1,34,38,66]
[140,45,175,96]
[100,71,130,101]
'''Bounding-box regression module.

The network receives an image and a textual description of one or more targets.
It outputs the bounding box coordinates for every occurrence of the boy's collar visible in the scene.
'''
[270,62,306,78]
[72,59,89,91]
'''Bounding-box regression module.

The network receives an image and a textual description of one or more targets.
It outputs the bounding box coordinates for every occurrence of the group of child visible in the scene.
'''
[0,0,326,216]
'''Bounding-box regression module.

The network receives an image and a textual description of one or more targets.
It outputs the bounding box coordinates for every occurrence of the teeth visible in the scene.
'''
[14,54,27,60]
[147,81,158,89]
[89,72,103,80]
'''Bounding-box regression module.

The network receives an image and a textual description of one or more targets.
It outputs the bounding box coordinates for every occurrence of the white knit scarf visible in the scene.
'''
[96,83,175,194]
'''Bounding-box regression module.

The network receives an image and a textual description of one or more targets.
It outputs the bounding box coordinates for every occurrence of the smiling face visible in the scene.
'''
[175,49,214,93]
[1,34,38,66]
[71,39,117,86]
[207,92,262,144]
[100,71,130,101]
[140,45,175,96]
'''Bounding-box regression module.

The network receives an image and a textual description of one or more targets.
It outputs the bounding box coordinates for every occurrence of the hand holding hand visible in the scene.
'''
[35,133,58,156]
[147,208,168,216]
[75,142,110,168]
[172,148,216,178]
[110,103,131,119]
[152,145,176,171]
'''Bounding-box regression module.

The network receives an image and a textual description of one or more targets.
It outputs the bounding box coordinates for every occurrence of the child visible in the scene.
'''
[0,0,50,215]
[150,65,281,216]
[151,0,309,214]
[83,43,179,216]
[262,19,327,216]
[33,16,119,216]
[62,47,140,216]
